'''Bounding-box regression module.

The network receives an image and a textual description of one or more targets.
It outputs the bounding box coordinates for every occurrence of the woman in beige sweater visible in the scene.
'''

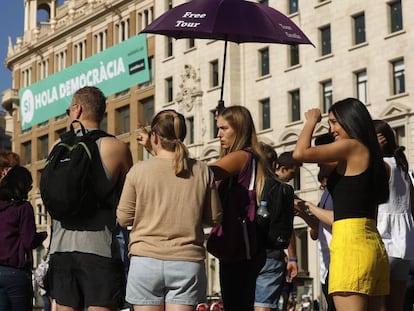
[117,109,222,311]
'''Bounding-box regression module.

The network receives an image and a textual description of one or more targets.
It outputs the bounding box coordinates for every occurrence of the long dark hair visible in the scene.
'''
[329,98,389,204]
[0,166,33,202]
[373,119,409,177]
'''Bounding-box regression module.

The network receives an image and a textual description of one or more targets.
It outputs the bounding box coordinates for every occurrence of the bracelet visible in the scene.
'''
[288,258,298,263]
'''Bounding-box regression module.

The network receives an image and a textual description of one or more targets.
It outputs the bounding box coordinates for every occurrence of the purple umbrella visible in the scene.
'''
[141,0,313,109]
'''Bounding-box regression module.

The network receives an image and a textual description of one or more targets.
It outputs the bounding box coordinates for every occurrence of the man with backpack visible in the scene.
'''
[255,149,301,311]
[43,86,133,311]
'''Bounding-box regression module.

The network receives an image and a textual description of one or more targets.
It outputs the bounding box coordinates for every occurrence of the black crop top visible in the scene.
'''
[327,167,377,221]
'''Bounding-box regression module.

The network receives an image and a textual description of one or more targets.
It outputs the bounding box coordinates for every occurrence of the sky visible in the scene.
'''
[0,0,24,94]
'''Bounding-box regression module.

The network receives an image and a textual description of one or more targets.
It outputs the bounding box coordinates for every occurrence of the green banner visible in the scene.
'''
[19,34,149,130]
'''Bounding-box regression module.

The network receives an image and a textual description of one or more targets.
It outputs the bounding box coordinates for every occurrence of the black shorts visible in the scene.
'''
[49,252,126,308]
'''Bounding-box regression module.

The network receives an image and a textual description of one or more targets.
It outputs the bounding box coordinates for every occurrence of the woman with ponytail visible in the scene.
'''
[374,119,414,311]
[117,109,222,311]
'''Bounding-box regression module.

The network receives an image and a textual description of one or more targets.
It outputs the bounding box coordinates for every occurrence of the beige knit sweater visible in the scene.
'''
[117,157,222,262]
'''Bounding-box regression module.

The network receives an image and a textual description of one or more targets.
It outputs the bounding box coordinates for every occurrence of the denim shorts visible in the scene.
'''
[254,258,286,308]
[126,256,206,306]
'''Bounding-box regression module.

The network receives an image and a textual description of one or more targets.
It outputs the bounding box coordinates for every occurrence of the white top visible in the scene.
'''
[318,188,333,285]
[377,157,414,259]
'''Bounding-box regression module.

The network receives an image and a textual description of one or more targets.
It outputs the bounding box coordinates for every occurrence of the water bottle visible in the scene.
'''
[256,201,270,218]
[257,200,270,218]
[256,200,270,230]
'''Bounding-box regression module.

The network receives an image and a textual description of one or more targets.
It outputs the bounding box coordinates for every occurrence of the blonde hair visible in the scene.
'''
[217,106,266,203]
[151,109,189,176]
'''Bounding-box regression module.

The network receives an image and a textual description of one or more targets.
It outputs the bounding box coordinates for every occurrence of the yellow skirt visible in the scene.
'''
[329,218,389,296]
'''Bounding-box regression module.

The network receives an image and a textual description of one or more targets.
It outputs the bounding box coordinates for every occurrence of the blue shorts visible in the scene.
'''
[126,256,206,306]
[254,258,286,308]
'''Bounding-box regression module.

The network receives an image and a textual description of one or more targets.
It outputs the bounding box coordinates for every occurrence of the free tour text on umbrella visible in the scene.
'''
[175,11,206,28]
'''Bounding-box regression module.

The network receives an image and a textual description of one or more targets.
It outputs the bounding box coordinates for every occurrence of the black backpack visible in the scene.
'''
[40,120,113,223]
[256,174,295,250]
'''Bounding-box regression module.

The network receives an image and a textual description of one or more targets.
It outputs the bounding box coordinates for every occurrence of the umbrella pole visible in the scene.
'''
[216,39,228,117]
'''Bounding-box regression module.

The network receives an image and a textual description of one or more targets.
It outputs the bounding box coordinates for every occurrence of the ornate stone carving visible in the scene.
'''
[176,64,203,112]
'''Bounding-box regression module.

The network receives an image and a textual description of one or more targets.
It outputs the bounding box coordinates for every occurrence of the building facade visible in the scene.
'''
[2,0,414,307]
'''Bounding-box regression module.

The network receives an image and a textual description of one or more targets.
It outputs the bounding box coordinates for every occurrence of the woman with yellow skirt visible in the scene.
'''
[293,98,390,311]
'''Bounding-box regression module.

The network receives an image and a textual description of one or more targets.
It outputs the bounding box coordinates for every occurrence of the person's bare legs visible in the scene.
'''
[133,305,164,311]
[133,304,195,311]
[165,303,195,311]
[333,293,385,311]
[56,303,119,311]
[55,304,82,311]
[254,307,271,311]
[88,306,119,311]
[333,293,368,311]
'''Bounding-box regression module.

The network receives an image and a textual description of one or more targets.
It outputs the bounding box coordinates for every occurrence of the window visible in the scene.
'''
[115,105,130,135]
[289,0,298,14]
[353,13,366,45]
[187,39,195,49]
[74,40,87,63]
[393,126,405,146]
[165,77,174,102]
[290,89,300,122]
[186,117,195,145]
[321,80,333,113]
[289,45,299,66]
[137,7,154,32]
[139,96,154,127]
[139,57,154,88]
[295,227,308,272]
[320,25,331,56]
[38,135,49,160]
[392,59,405,95]
[36,203,48,226]
[210,60,219,87]
[389,0,403,33]
[22,67,31,87]
[55,50,67,72]
[259,47,270,76]
[293,170,301,191]
[210,110,218,139]
[148,56,154,85]
[94,30,107,53]
[166,37,173,57]
[115,19,129,43]
[355,70,367,103]
[22,141,32,165]
[260,98,271,130]
[37,59,48,80]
